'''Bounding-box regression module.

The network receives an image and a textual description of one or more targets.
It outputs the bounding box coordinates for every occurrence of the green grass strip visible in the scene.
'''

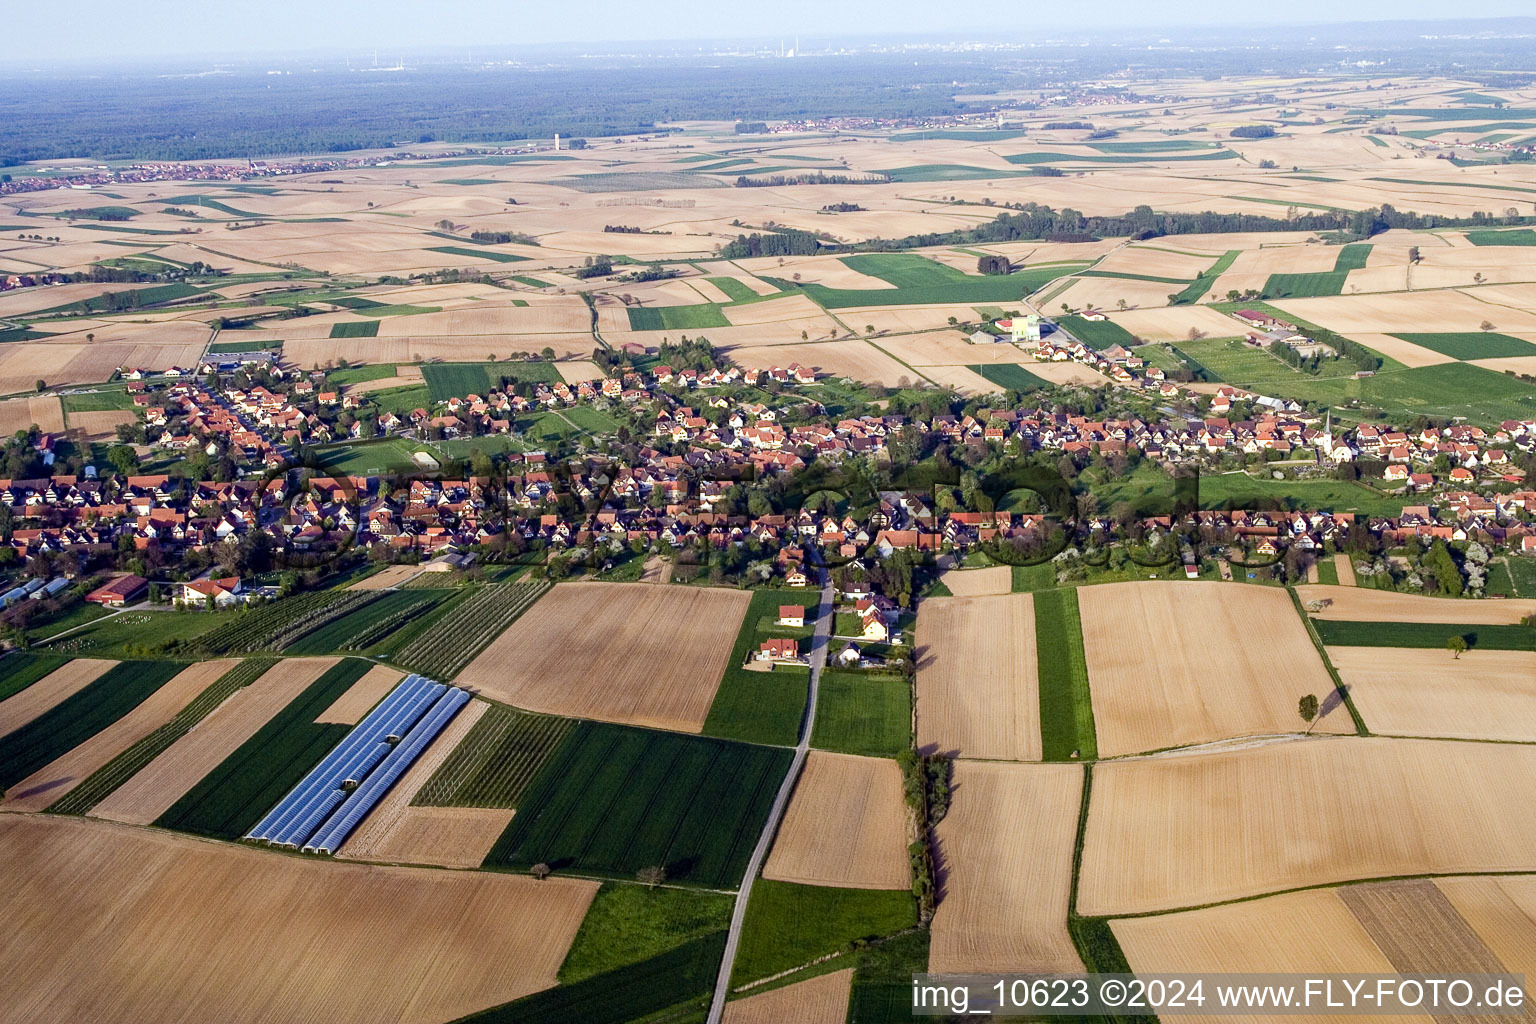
[1311,619,1535,651]
[1035,589,1098,761]
[1287,589,1368,736]
[48,658,276,815]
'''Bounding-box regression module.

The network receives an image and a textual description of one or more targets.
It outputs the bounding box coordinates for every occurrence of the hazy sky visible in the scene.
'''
[6,0,1534,63]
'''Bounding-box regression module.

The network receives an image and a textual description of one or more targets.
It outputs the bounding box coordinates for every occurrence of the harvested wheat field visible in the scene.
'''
[0,815,597,1024]
[1296,585,1536,624]
[556,360,605,383]
[1437,876,1536,980]
[91,658,340,826]
[339,701,515,868]
[930,761,1083,973]
[457,583,750,733]
[763,752,909,890]
[0,395,64,434]
[349,564,422,590]
[1104,305,1247,342]
[1079,737,1536,916]
[919,364,1004,395]
[723,969,854,1024]
[0,658,116,737]
[1,659,232,813]
[1023,360,1113,386]
[937,565,1012,598]
[1339,879,1509,975]
[1328,647,1536,743]
[915,594,1040,761]
[283,335,594,367]
[1333,552,1357,586]
[727,340,915,387]
[315,664,404,725]
[1347,333,1456,368]
[1274,290,1536,334]
[1078,582,1346,757]
[1112,889,1404,1024]
[65,409,136,440]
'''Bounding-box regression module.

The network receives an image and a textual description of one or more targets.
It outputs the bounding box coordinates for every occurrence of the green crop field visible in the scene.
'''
[625,304,731,331]
[413,703,574,808]
[354,303,439,318]
[1312,620,1535,651]
[48,659,276,815]
[558,883,734,984]
[1194,473,1407,517]
[323,363,394,385]
[703,588,812,746]
[208,338,283,353]
[1057,314,1138,349]
[34,281,207,315]
[1333,243,1374,271]
[419,360,562,401]
[1233,362,1536,427]
[154,658,370,839]
[811,671,912,758]
[1035,589,1097,762]
[731,880,917,985]
[440,178,500,185]
[967,363,1051,393]
[44,609,225,658]
[1316,559,1341,586]
[0,328,47,343]
[1263,270,1349,299]
[703,276,761,302]
[0,659,185,791]
[282,590,446,655]
[425,245,529,263]
[1169,249,1242,305]
[328,321,379,339]
[394,581,549,679]
[483,721,790,888]
[847,928,931,1024]
[1466,229,1536,246]
[1173,337,1297,382]
[326,296,382,310]
[1391,332,1536,359]
[459,932,725,1024]
[0,652,68,703]
[781,254,1076,308]
[59,390,133,412]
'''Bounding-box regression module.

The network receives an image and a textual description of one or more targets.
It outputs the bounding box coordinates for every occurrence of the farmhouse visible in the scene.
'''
[1232,309,1291,330]
[174,576,247,608]
[777,605,805,627]
[756,638,802,663]
[84,573,148,607]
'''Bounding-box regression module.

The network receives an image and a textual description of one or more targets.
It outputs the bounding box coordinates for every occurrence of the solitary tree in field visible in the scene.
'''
[637,865,666,889]
[865,325,875,336]
[1447,635,1467,660]
[1480,320,1496,332]
[530,863,551,881]
[1298,693,1319,731]
[1474,272,1486,285]
[1408,246,1421,264]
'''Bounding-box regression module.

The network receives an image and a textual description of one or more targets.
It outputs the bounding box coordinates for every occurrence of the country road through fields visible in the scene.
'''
[706,567,833,1023]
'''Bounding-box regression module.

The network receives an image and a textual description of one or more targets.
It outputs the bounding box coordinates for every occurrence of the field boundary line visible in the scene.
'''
[706,568,832,1024]
[1286,586,1369,735]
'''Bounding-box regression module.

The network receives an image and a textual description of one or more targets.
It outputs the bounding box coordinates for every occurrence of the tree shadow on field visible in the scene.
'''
[1320,684,1350,721]
[929,778,959,909]
[912,644,934,672]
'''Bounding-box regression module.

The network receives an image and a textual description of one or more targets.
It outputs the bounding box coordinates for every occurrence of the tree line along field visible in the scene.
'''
[482,720,791,889]
[153,658,370,839]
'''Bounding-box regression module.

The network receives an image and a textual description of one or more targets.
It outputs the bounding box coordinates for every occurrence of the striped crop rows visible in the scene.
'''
[49,659,277,815]
[413,703,573,809]
[395,581,550,679]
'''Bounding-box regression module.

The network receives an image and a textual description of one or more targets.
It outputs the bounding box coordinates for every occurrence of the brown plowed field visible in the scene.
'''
[723,968,854,1024]
[936,565,1012,597]
[1339,879,1508,975]
[763,751,910,890]
[0,815,597,1024]
[91,658,339,825]
[1081,738,1536,916]
[1328,647,1536,743]
[0,396,64,434]
[1296,585,1536,624]
[456,582,749,733]
[930,760,1083,973]
[0,658,116,737]
[2,659,234,812]
[314,664,404,724]
[348,564,422,590]
[1333,553,1357,586]
[1078,581,1346,757]
[915,594,1040,761]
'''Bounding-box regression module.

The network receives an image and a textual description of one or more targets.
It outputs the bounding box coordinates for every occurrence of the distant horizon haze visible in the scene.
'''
[7,3,1536,65]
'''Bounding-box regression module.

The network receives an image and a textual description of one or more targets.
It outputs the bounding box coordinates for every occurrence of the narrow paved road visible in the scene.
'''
[705,567,834,1024]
